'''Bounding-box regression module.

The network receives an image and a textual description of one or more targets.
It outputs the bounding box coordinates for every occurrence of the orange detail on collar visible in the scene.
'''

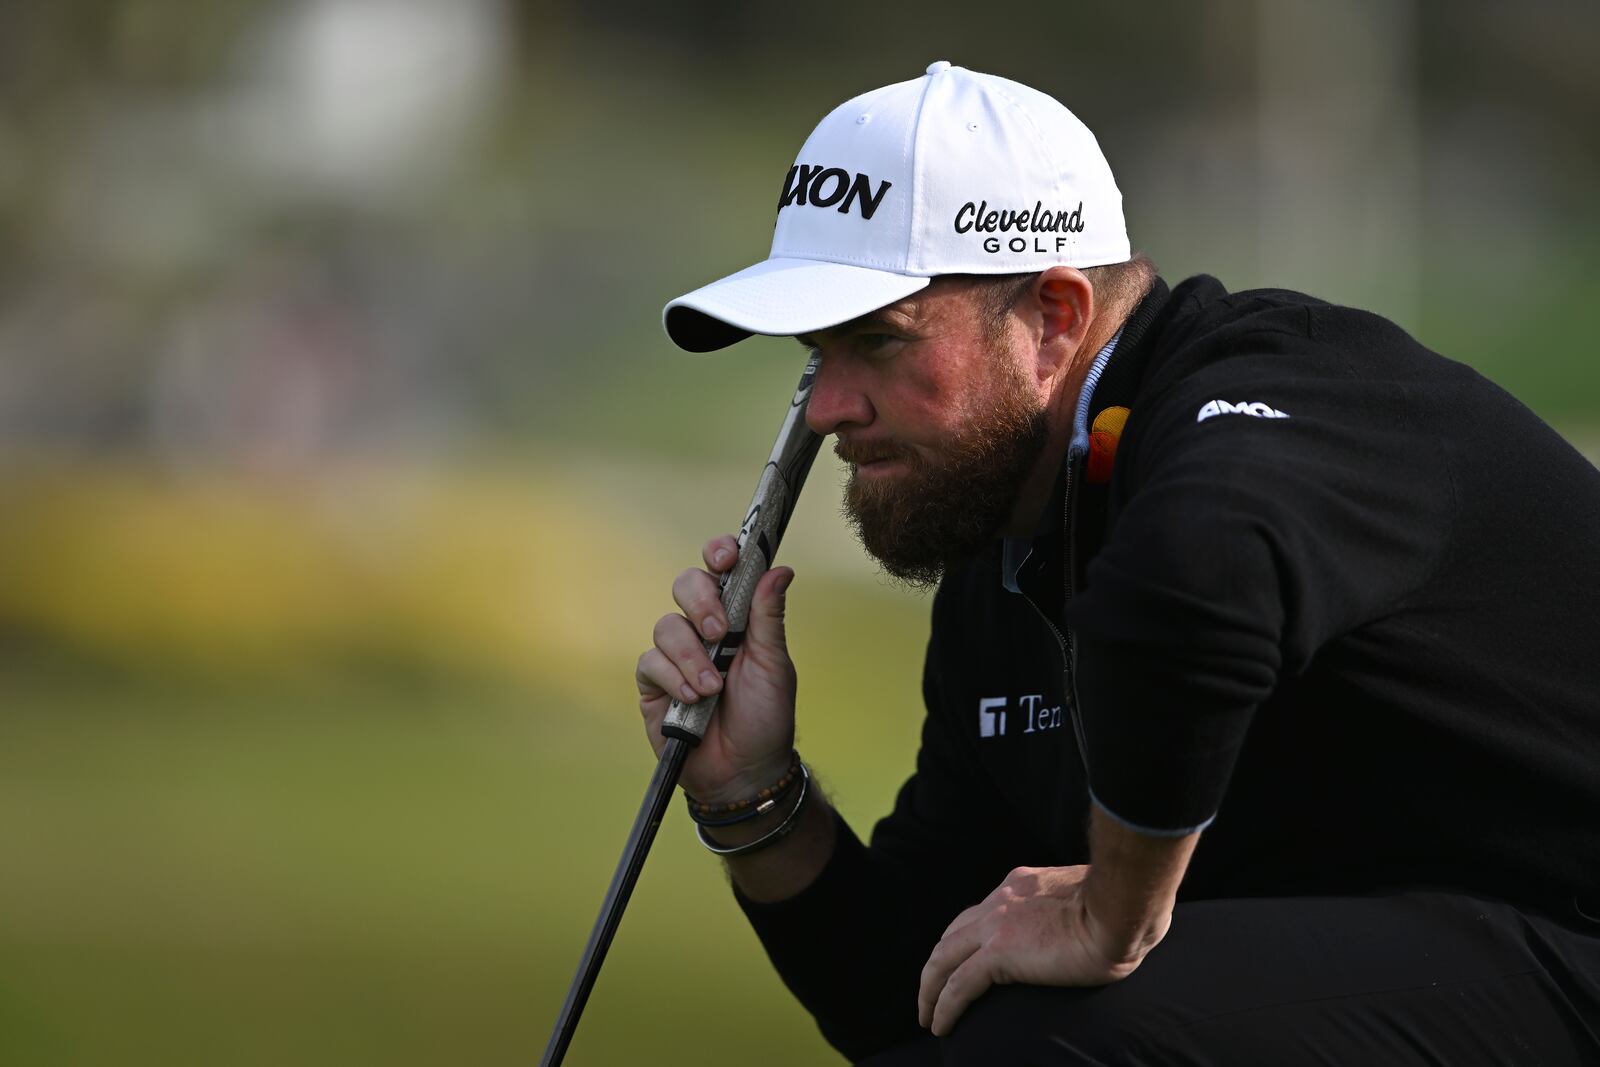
[1086,406,1131,484]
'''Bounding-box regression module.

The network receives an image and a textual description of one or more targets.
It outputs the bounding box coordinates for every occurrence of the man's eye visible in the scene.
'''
[858,333,898,351]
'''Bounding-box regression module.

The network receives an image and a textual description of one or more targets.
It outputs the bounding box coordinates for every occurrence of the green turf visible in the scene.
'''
[0,564,927,1066]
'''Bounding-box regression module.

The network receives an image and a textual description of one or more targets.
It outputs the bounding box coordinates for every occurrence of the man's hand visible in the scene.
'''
[916,864,1157,1037]
[634,534,798,804]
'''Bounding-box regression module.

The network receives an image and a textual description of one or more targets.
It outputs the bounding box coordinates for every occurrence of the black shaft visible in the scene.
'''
[539,353,821,1065]
[540,738,691,1067]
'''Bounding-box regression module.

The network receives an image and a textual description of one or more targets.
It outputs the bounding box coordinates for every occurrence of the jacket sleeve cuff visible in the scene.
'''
[1090,791,1217,837]
[731,808,923,1059]
[733,805,872,928]
[1075,632,1253,832]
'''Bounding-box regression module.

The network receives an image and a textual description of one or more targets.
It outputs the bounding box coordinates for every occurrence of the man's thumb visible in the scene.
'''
[745,567,794,653]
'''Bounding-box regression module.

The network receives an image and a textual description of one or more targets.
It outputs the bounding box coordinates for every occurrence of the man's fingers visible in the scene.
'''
[672,567,727,641]
[929,951,996,1037]
[940,902,986,941]
[635,647,695,708]
[650,614,722,700]
[917,919,982,1029]
[702,535,739,574]
[744,567,794,657]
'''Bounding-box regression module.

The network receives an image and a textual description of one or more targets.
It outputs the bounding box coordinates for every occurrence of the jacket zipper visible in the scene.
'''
[1020,451,1092,774]
[1062,452,1091,772]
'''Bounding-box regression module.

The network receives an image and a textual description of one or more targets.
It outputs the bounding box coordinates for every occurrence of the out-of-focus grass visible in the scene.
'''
[0,456,931,1066]
[0,658,810,1066]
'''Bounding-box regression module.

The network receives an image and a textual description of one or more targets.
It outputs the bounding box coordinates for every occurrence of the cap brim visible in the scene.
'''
[663,257,931,353]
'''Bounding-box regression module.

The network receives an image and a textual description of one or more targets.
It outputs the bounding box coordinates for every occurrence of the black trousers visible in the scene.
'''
[860,891,1600,1066]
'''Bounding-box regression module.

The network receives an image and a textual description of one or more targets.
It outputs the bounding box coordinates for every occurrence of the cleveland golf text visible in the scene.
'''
[955,199,1085,253]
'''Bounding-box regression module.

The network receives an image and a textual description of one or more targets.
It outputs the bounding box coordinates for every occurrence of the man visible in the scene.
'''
[635,62,1600,1064]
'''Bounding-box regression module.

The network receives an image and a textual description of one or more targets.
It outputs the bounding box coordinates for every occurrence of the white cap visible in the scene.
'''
[664,61,1131,352]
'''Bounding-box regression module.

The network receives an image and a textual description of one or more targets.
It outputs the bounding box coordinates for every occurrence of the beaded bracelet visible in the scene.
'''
[683,750,803,827]
[695,762,810,858]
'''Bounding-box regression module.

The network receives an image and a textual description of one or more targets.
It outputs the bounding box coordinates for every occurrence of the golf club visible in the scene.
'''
[540,352,824,1066]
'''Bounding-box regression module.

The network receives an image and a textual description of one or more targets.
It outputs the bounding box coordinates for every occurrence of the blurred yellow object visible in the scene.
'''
[0,459,666,707]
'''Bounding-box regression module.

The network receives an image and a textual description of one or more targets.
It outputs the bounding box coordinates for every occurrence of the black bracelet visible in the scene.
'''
[692,800,791,828]
[684,750,803,827]
[694,763,810,858]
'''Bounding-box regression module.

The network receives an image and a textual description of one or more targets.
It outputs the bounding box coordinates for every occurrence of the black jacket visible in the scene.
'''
[738,276,1600,1060]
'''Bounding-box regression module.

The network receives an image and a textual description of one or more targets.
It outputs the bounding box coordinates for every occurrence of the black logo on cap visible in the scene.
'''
[778,165,893,220]
[954,200,1086,254]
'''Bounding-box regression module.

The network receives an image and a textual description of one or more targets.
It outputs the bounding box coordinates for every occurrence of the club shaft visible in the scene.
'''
[540,353,822,1065]
[539,737,690,1067]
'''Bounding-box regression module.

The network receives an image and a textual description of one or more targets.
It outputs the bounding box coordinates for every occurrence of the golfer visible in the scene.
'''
[635,62,1600,1064]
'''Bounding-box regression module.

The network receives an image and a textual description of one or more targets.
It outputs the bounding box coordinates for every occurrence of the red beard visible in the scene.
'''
[838,349,1050,588]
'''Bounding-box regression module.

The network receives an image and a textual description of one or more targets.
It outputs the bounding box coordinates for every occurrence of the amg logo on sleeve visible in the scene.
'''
[1196,399,1291,423]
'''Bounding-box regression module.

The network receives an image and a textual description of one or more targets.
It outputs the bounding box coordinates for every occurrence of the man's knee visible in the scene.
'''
[940,981,1172,1066]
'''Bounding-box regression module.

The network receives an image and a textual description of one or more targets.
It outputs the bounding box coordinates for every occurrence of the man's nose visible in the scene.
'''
[804,352,874,437]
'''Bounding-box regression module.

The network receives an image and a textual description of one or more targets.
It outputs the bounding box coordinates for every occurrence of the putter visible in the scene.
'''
[540,353,823,1067]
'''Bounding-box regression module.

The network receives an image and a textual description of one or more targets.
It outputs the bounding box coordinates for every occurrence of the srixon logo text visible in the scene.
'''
[778,164,893,220]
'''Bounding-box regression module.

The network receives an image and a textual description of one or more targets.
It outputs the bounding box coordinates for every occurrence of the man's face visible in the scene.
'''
[799,279,1050,588]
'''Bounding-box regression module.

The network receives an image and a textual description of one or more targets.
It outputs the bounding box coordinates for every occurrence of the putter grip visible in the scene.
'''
[661,353,822,744]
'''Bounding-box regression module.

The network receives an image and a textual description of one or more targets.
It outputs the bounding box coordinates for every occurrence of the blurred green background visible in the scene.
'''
[1,2,1596,1064]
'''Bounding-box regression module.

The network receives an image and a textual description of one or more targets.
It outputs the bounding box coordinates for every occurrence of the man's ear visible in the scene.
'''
[1036,266,1094,354]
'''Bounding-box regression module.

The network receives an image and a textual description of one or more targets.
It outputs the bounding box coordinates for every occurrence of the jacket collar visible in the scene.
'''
[1004,277,1173,604]
[1024,276,1172,543]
